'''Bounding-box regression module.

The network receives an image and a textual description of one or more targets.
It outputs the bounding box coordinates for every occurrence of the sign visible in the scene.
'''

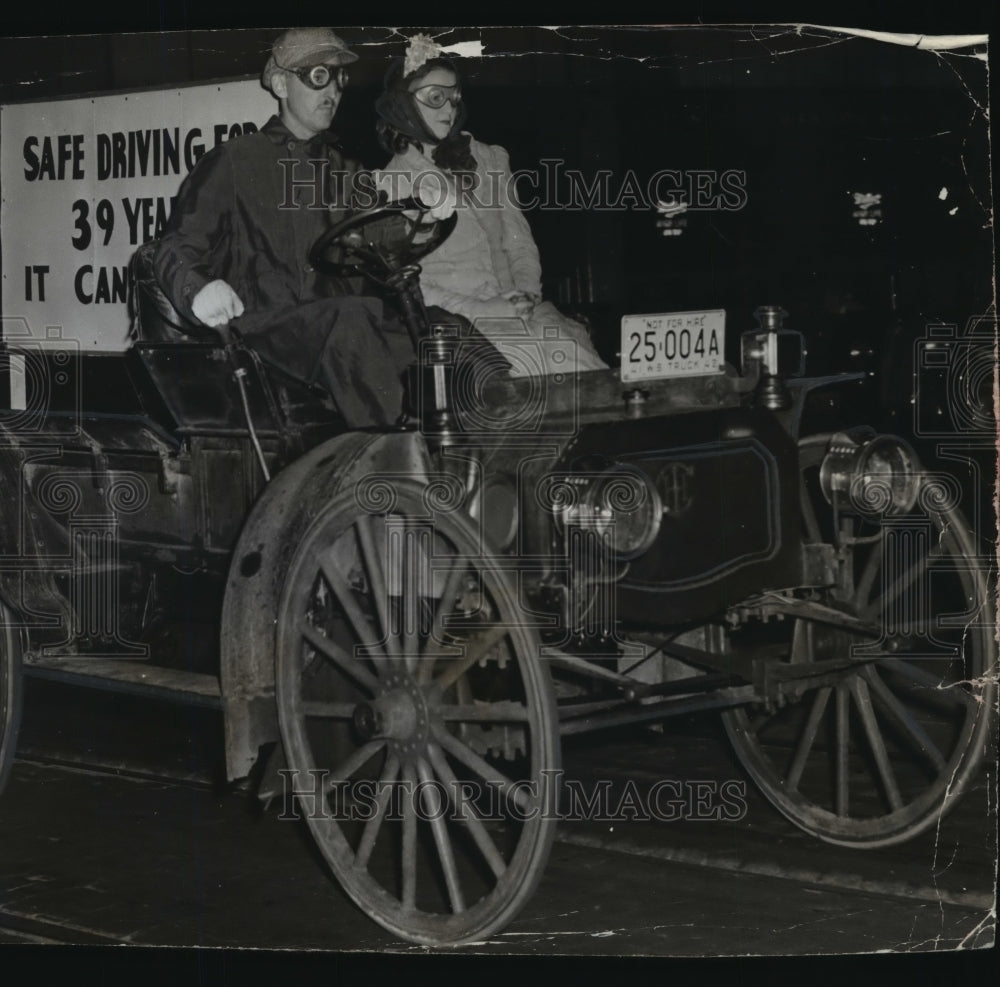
[1,79,273,351]
[620,309,726,382]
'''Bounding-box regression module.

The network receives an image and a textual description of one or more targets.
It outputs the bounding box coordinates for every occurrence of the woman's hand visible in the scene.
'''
[412,173,456,220]
[402,180,456,239]
[475,296,522,319]
[503,290,538,317]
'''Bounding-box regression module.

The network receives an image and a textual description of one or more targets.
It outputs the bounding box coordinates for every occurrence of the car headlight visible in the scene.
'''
[819,432,919,516]
[561,465,663,560]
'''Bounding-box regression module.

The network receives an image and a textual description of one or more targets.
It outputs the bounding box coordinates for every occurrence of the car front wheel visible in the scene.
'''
[275,480,560,944]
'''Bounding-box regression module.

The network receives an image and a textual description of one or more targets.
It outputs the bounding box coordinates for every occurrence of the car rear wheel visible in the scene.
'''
[723,438,995,847]
[275,480,560,945]
[0,601,24,796]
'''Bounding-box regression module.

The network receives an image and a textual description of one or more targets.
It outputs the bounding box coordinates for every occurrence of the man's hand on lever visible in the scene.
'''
[192,279,245,327]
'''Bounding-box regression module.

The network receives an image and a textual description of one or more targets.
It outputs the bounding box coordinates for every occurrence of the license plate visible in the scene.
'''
[620,309,726,382]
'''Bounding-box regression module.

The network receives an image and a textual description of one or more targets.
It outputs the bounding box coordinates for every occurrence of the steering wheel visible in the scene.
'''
[309,195,457,283]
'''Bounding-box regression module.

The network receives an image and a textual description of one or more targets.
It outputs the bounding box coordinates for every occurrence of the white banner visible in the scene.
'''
[1,79,273,351]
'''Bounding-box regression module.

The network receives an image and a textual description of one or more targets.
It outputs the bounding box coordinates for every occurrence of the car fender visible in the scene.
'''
[219,428,434,781]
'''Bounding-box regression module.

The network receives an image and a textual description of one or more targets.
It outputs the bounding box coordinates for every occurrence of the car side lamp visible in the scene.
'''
[819,432,920,516]
[740,305,806,410]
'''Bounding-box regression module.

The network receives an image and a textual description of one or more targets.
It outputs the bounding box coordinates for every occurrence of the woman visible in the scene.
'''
[374,43,608,377]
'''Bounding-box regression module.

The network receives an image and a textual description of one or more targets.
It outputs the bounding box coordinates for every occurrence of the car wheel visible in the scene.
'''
[275,479,560,944]
[0,602,24,796]
[722,436,996,847]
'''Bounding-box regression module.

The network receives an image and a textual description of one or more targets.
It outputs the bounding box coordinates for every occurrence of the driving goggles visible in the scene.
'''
[411,84,462,109]
[283,63,350,91]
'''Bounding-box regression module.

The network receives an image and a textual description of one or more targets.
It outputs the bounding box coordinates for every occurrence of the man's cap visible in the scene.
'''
[262,27,358,89]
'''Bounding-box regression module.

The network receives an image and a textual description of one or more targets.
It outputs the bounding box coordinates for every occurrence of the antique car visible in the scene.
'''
[0,199,994,946]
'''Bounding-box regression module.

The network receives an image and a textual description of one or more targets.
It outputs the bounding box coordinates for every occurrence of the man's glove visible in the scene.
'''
[192,279,245,327]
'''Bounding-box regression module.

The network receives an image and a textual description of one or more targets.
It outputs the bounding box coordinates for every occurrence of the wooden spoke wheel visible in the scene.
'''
[275,481,559,945]
[723,439,996,847]
[0,602,23,796]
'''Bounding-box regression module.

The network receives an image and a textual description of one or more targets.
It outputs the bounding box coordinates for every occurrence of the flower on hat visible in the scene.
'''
[403,33,443,77]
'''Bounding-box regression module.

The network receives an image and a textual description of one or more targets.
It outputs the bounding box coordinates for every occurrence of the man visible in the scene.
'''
[154,27,437,427]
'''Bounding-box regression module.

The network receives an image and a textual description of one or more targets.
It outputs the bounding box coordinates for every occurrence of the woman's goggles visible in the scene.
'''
[285,63,349,91]
[411,84,462,109]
